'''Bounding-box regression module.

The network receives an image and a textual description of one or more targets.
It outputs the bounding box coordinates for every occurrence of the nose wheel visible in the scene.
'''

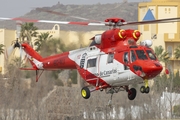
[140,86,150,93]
[140,79,150,94]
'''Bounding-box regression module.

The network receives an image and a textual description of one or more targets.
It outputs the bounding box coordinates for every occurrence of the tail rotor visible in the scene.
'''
[5,20,27,67]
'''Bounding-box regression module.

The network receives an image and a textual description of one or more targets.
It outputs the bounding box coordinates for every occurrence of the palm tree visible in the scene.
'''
[0,44,4,55]
[20,22,38,45]
[46,38,66,54]
[174,45,180,59]
[34,32,53,52]
[154,45,170,63]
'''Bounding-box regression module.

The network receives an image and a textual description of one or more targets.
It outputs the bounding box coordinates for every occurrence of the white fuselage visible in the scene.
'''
[69,46,143,87]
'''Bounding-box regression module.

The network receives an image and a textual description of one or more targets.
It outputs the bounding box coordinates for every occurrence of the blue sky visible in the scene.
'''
[0,0,149,17]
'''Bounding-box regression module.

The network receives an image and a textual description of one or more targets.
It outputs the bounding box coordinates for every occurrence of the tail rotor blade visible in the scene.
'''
[20,46,22,60]
[7,46,14,58]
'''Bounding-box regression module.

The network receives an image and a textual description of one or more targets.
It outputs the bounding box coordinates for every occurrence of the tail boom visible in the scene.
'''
[21,43,76,70]
[42,52,76,70]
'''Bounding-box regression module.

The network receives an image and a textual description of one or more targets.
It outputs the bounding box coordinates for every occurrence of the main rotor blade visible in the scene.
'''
[121,17,180,26]
[36,8,102,23]
[0,17,106,26]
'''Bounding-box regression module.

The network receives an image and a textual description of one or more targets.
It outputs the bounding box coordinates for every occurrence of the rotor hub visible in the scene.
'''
[105,18,125,23]
[105,18,126,27]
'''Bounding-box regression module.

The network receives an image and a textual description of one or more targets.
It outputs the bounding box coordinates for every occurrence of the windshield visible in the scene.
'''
[146,50,156,60]
[135,50,148,60]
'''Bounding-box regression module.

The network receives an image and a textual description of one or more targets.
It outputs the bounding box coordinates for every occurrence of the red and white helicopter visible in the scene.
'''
[1,10,180,101]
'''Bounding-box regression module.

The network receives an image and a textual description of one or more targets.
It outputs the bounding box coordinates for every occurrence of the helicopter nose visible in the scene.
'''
[133,61,163,79]
[143,62,163,79]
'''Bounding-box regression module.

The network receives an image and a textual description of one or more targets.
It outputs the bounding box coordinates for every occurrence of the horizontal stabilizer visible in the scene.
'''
[20,68,37,70]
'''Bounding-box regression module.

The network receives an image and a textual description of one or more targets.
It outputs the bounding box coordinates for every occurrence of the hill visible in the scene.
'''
[0,2,138,31]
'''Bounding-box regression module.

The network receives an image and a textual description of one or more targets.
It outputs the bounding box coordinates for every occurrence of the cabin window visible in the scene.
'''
[131,50,136,62]
[135,50,148,60]
[87,58,97,68]
[146,50,156,60]
[107,53,114,63]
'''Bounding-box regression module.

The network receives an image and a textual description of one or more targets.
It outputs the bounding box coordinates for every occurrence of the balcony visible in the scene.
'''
[164,33,180,42]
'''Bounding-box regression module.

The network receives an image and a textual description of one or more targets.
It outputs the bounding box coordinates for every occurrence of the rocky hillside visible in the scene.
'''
[0,2,138,31]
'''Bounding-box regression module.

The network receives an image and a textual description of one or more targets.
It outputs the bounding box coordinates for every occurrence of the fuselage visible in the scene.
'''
[21,28,163,89]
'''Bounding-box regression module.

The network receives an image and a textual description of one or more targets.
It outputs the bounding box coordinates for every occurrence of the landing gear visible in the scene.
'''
[140,86,150,93]
[140,79,150,94]
[81,86,137,101]
[127,88,137,100]
[81,87,91,99]
[106,86,137,101]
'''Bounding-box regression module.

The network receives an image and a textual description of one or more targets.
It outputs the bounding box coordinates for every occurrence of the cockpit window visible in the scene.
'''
[124,52,129,63]
[146,50,156,60]
[135,50,148,60]
[123,52,129,70]
[131,50,136,62]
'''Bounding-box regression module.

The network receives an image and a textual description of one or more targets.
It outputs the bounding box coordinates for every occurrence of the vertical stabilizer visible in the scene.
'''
[21,43,43,70]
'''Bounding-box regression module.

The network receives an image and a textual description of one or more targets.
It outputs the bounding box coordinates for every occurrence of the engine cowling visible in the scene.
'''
[89,34,102,46]
[94,34,101,44]
[140,40,153,47]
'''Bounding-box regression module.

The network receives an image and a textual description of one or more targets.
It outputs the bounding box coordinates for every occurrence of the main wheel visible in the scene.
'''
[81,87,90,99]
[128,88,137,100]
[140,86,145,93]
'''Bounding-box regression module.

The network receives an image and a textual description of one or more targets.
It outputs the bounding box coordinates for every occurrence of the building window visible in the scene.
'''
[167,46,172,58]
[165,8,167,13]
[168,8,171,13]
[55,26,58,30]
[144,25,149,31]
[53,24,59,30]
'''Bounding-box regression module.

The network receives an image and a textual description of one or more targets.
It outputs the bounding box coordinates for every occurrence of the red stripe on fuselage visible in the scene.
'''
[76,65,110,88]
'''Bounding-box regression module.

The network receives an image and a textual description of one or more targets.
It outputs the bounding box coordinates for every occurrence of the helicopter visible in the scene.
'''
[1,10,180,101]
